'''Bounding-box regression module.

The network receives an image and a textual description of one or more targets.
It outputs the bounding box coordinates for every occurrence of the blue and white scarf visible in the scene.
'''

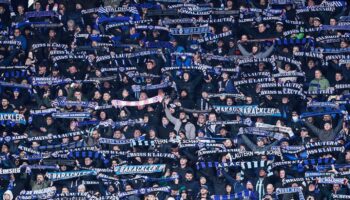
[0,112,26,124]
[213,105,282,117]
[118,186,170,198]
[170,26,210,35]
[46,170,96,181]
[52,112,91,119]
[114,164,166,175]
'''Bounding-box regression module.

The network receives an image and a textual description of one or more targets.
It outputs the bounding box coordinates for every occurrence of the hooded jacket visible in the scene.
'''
[308,76,330,91]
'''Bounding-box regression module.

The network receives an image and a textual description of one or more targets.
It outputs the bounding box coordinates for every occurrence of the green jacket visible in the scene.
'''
[308,76,330,91]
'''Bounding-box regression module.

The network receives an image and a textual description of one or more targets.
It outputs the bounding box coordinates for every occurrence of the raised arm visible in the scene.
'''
[333,117,344,134]
[238,43,252,56]
[164,106,180,125]
[259,44,275,58]
[303,119,322,137]
[241,134,257,151]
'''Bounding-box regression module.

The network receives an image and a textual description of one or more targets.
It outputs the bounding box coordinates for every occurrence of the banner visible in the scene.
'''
[114,164,166,175]
[111,95,164,107]
[213,105,282,117]
[46,170,96,181]
[0,113,26,124]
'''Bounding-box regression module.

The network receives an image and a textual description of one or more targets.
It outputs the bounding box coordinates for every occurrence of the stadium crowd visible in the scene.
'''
[1,0,350,199]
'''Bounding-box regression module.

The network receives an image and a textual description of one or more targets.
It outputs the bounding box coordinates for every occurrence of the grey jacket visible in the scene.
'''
[241,135,279,151]
[165,106,196,139]
[238,43,274,58]
[303,118,344,141]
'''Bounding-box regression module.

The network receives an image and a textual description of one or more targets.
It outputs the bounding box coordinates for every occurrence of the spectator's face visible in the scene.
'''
[1,145,8,153]
[308,61,315,68]
[179,112,186,120]
[122,90,129,98]
[185,173,193,181]
[324,123,332,131]
[14,29,21,37]
[222,26,229,32]
[35,2,41,10]
[340,41,348,48]
[180,158,187,165]
[258,24,266,33]
[67,20,75,29]
[100,112,106,119]
[333,184,340,191]
[69,66,77,73]
[149,129,156,137]
[226,98,233,105]
[49,30,56,38]
[224,139,232,147]
[62,137,69,143]
[94,91,101,99]
[300,129,308,137]
[125,185,132,191]
[198,115,205,123]
[200,177,206,184]
[279,170,285,178]
[335,73,343,81]
[246,97,253,104]
[103,93,110,101]
[293,46,300,53]
[180,90,187,97]
[2,99,9,107]
[32,141,40,148]
[74,91,82,100]
[114,131,122,139]
[17,5,24,13]
[209,114,216,121]
[3,194,10,200]
[108,185,115,192]
[285,64,291,71]
[222,72,229,79]
[236,173,242,181]
[39,66,46,75]
[76,3,82,10]
[324,115,331,121]
[46,117,53,125]
[78,185,86,193]
[259,169,266,177]
[330,18,337,26]
[241,35,248,42]
[315,70,322,79]
[139,92,147,100]
[229,41,234,47]
[266,184,274,194]
[200,188,208,195]
[162,117,169,125]
[92,131,99,139]
[246,182,253,189]
[313,20,321,27]
[85,157,92,165]
[217,40,224,47]
[308,184,315,192]
[62,188,69,194]
[276,24,283,32]
[130,27,136,35]
[220,129,227,136]
[183,73,189,81]
[258,63,265,71]
[252,46,258,53]
[134,130,141,138]
[37,175,44,182]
